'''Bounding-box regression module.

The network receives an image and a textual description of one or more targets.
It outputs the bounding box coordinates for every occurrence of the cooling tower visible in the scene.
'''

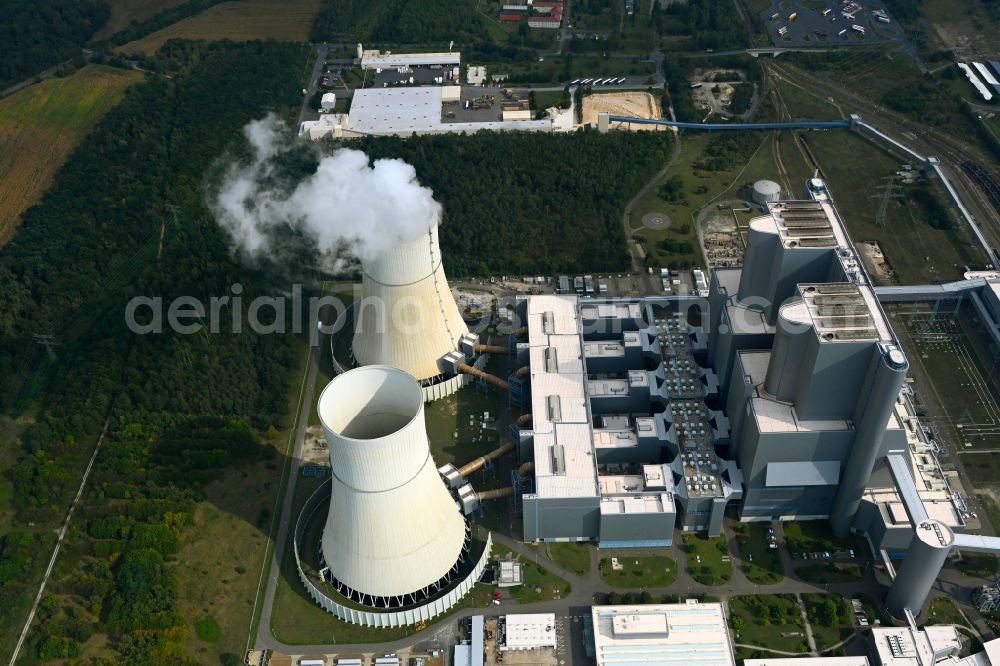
[318,366,468,607]
[353,223,469,382]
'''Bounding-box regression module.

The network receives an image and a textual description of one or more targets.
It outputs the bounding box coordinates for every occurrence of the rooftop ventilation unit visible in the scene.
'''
[795,237,838,247]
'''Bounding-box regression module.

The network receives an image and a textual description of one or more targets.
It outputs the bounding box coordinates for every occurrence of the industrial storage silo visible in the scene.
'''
[318,366,469,607]
[352,222,470,383]
[752,179,782,205]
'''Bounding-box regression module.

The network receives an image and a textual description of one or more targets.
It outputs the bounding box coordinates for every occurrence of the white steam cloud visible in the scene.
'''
[210,115,441,271]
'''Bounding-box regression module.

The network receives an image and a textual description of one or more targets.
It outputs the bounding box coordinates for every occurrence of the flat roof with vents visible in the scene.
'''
[746,200,848,249]
[795,283,892,342]
[592,604,735,666]
[345,87,551,135]
[527,295,599,499]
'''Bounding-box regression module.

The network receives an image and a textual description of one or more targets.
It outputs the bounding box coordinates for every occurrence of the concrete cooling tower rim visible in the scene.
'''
[317,365,423,442]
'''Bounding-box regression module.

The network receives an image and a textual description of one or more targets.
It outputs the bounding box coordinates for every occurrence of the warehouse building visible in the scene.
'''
[590,602,735,666]
[501,614,557,651]
[299,86,552,139]
[357,45,461,70]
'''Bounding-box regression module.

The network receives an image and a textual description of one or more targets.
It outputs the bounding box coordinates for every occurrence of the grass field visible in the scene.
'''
[926,597,973,629]
[954,551,999,579]
[802,593,855,651]
[796,563,863,584]
[682,534,732,586]
[546,542,592,576]
[599,555,677,588]
[493,544,572,603]
[0,65,144,245]
[804,130,979,284]
[921,0,1000,57]
[733,523,783,585]
[774,78,844,122]
[174,466,276,664]
[92,0,190,40]
[782,521,856,556]
[632,131,774,269]
[118,0,322,55]
[729,595,808,654]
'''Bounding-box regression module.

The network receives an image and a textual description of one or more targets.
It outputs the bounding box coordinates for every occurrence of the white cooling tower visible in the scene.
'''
[353,223,469,382]
[318,365,468,606]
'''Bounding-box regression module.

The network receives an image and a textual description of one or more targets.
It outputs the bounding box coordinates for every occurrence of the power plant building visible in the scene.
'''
[591,602,736,666]
[508,177,997,618]
[301,170,1000,627]
[514,295,742,546]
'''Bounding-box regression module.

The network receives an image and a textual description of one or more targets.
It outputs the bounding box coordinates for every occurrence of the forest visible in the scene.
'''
[310,0,486,44]
[658,0,749,51]
[0,40,310,662]
[346,130,673,276]
[0,0,109,90]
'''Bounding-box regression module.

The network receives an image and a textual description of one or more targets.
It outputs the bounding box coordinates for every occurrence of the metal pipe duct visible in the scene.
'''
[516,413,533,428]
[476,487,515,501]
[457,363,509,391]
[458,441,516,477]
[318,366,467,601]
[517,461,535,477]
[474,344,508,354]
[515,366,530,379]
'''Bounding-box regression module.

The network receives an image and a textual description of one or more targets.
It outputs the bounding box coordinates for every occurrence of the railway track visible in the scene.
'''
[765,60,1000,261]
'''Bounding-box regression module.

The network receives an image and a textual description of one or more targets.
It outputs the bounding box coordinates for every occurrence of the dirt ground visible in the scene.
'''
[582,92,665,131]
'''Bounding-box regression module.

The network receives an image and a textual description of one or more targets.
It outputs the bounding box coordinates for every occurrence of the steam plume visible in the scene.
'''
[210,115,441,271]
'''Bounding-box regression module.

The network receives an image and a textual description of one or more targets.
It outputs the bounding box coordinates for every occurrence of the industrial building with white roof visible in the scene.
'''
[300,86,553,139]
[590,602,735,666]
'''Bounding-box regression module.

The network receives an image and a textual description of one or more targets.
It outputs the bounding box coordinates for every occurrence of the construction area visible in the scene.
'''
[690,69,752,119]
[699,205,746,269]
[582,92,664,131]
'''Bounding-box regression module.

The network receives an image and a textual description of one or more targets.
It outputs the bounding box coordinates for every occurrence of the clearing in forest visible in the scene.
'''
[582,92,665,131]
[92,0,190,40]
[0,64,144,245]
[118,0,323,54]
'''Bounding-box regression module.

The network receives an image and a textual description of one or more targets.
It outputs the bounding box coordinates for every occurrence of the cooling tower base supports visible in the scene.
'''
[294,480,493,627]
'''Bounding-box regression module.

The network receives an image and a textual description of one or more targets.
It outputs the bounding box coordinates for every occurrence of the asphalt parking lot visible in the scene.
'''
[759,0,906,47]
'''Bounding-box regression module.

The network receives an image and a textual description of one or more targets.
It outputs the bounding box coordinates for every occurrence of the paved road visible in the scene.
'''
[255,513,913,656]
[620,111,683,292]
[298,44,330,126]
[251,287,334,653]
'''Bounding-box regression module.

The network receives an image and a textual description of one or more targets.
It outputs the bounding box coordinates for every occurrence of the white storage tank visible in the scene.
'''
[752,179,781,204]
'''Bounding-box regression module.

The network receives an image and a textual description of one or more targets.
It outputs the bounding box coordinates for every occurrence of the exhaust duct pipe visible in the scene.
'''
[458,441,516,477]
